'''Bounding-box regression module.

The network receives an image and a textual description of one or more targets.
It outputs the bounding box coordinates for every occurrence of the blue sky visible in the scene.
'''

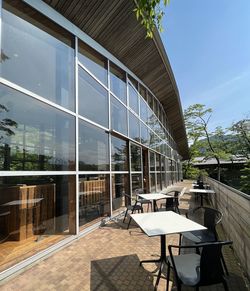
[161,0,250,132]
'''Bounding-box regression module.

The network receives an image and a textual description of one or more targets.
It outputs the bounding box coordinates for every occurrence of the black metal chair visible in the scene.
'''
[167,241,232,291]
[180,206,228,275]
[134,188,152,212]
[182,206,222,243]
[160,187,186,214]
[122,193,143,229]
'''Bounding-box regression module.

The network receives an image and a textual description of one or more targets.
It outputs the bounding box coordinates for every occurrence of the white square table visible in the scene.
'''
[136,193,173,212]
[131,211,206,288]
[189,189,215,206]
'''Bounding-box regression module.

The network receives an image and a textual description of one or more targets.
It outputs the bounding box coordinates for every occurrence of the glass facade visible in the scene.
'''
[0,0,183,272]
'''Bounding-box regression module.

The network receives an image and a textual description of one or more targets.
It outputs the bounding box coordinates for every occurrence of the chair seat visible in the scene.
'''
[169,253,201,286]
[127,205,142,211]
[139,199,152,204]
[183,229,216,243]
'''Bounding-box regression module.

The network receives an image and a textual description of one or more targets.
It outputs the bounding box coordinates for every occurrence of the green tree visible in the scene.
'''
[184,104,230,181]
[230,119,250,159]
[240,161,250,194]
[134,0,170,38]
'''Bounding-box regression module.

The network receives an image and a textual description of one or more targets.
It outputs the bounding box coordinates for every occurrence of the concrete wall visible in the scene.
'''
[205,177,250,280]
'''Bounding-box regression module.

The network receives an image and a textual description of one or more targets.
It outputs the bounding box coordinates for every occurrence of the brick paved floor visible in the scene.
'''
[0,181,249,291]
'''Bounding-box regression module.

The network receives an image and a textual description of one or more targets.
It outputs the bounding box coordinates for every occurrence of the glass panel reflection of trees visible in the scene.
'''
[0,84,76,171]
[111,137,128,172]
[129,112,140,142]
[79,175,110,227]
[130,143,141,172]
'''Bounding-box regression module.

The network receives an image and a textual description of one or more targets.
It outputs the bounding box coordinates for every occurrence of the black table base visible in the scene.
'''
[140,235,167,290]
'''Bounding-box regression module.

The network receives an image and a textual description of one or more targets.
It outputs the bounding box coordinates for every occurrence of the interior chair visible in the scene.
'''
[180,206,228,274]
[122,193,143,229]
[134,188,152,212]
[167,241,232,291]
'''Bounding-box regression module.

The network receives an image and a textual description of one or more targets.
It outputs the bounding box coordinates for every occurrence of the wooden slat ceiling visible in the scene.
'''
[42,0,189,159]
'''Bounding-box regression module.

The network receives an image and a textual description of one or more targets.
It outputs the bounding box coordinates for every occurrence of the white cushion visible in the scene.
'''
[170,253,200,286]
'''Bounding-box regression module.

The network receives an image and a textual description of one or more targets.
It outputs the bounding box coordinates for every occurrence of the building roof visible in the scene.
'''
[41,0,189,159]
[192,156,248,166]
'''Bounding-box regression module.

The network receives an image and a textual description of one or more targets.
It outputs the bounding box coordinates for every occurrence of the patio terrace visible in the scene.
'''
[0,180,249,291]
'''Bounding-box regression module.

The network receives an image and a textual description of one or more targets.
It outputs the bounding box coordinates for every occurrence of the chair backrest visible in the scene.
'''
[199,241,232,286]
[188,207,222,233]
[134,188,144,194]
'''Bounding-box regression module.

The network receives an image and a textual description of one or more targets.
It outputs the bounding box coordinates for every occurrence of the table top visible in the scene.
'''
[137,193,172,200]
[189,189,215,194]
[131,211,206,237]
[1,198,44,206]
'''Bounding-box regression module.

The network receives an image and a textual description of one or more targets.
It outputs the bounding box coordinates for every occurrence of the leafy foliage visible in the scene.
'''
[0,104,18,140]
[229,119,250,158]
[240,161,250,194]
[134,0,170,38]
[184,104,231,181]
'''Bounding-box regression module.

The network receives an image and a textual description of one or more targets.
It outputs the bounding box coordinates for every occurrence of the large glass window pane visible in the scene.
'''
[78,40,107,86]
[0,175,76,271]
[150,152,155,172]
[140,97,148,123]
[110,62,126,104]
[111,136,128,171]
[131,174,142,193]
[111,95,128,136]
[0,84,75,171]
[128,83,139,114]
[139,84,147,102]
[78,67,108,127]
[130,143,141,172]
[129,112,140,142]
[156,173,162,191]
[148,93,154,111]
[1,5,75,111]
[79,121,109,171]
[79,174,110,228]
[112,174,129,211]
[150,173,156,192]
[156,154,161,171]
[141,123,149,146]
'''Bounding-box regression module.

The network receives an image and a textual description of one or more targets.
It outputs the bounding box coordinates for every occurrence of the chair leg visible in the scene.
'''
[176,206,180,214]
[123,209,128,223]
[166,262,171,291]
[221,254,229,275]
[127,216,132,229]
[178,234,182,255]
[147,203,149,212]
[155,261,164,290]
[222,278,229,291]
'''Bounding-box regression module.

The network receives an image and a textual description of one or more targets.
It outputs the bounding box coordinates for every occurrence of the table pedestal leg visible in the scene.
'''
[140,235,167,290]
[200,194,203,206]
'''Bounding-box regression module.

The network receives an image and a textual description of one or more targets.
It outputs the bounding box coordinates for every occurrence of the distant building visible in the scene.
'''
[192,156,248,186]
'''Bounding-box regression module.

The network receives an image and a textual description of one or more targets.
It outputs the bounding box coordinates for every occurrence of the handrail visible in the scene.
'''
[205,177,250,200]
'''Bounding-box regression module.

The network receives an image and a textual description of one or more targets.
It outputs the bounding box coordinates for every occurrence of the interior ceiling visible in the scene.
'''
[42,0,189,159]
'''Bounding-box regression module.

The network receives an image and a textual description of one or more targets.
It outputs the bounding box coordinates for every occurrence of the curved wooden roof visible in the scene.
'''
[42,0,189,159]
